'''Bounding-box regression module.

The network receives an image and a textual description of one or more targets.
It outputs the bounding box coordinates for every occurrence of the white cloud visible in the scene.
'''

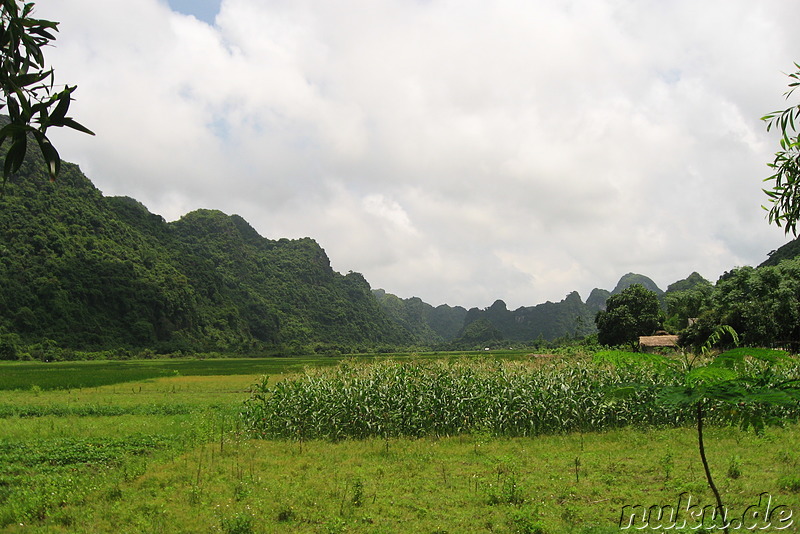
[36,0,799,308]
[362,194,416,233]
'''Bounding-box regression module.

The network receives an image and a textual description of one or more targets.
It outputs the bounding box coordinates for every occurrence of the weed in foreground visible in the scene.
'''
[779,475,800,492]
[509,505,547,534]
[219,510,254,534]
[727,455,743,479]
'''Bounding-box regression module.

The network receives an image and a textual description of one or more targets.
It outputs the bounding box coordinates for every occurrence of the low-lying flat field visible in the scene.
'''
[1,354,798,533]
[0,351,526,392]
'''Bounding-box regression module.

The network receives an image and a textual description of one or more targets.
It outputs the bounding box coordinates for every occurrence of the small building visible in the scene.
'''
[638,334,679,352]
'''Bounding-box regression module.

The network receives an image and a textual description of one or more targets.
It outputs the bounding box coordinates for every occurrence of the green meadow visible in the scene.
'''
[1,353,799,533]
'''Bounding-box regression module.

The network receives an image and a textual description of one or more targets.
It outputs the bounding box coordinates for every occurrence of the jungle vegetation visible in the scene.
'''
[3,139,800,359]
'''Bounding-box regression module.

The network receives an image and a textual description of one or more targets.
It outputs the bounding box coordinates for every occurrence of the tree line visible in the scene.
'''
[595,260,800,352]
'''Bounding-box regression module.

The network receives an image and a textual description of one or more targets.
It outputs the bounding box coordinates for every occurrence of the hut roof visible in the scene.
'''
[638,335,679,347]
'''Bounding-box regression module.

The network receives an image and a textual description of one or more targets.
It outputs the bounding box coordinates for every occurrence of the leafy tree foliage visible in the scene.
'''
[664,272,713,332]
[672,258,800,353]
[762,62,800,234]
[715,260,800,350]
[595,284,661,346]
[666,347,800,534]
[0,0,93,181]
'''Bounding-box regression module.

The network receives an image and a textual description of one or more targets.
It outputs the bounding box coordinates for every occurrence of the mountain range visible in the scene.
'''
[0,143,790,353]
[373,271,711,347]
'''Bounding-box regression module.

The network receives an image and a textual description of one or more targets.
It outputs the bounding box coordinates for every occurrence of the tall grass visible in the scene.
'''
[243,355,800,441]
[243,358,689,440]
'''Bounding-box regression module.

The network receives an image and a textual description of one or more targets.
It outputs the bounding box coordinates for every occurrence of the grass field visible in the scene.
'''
[0,351,527,391]
[0,356,344,391]
[1,353,798,533]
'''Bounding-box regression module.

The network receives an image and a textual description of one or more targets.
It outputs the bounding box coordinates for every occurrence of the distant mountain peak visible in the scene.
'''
[666,272,711,293]
[489,299,508,312]
[612,273,663,295]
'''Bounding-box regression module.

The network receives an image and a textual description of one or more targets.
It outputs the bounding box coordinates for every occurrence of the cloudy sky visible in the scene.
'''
[37,0,799,309]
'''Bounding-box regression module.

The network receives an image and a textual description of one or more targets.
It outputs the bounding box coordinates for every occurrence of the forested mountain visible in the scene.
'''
[4,129,797,356]
[376,290,600,346]
[585,288,611,311]
[375,276,669,347]
[0,147,409,354]
[460,293,598,344]
[761,235,800,267]
[377,271,723,348]
[371,290,467,344]
[665,272,710,292]
[611,273,663,295]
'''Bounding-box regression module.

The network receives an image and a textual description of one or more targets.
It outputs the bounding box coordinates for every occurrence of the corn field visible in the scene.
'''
[243,358,671,440]
[242,355,800,441]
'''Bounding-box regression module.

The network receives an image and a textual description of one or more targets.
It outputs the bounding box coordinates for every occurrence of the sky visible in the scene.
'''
[35,0,800,310]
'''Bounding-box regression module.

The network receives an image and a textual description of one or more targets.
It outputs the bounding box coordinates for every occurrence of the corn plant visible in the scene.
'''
[242,357,700,441]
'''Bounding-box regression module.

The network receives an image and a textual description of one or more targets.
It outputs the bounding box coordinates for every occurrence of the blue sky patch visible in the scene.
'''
[166,0,221,25]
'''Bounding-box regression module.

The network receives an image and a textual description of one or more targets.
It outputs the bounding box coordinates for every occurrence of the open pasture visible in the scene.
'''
[1,352,799,533]
[0,357,343,391]
[0,351,529,392]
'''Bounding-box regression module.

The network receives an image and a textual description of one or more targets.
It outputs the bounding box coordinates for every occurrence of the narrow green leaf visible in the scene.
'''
[3,135,27,178]
[49,89,72,123]
[61,117,95,136]
[35,134,60,179]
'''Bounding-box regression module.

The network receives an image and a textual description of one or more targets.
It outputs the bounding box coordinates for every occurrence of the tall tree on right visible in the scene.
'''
[763,63,800,234]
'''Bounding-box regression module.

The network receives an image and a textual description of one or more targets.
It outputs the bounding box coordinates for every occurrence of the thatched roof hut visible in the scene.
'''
[638,334,679,352]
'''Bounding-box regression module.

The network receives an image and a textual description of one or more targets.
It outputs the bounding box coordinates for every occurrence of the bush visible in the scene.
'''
[0,333,21,360]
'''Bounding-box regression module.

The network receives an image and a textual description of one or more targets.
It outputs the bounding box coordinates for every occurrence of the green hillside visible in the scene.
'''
[371,290,467,344]
[375,289,608,347]
[0,147,409,355]
[457,292,599,345]
[6,129,794,355]
[761,235,800,267]
[665,271,710,292]
[611,272,663,295]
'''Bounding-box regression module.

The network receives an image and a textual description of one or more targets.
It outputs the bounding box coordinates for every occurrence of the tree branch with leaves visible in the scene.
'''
[763,63,800,235]
[0,0,93,183]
